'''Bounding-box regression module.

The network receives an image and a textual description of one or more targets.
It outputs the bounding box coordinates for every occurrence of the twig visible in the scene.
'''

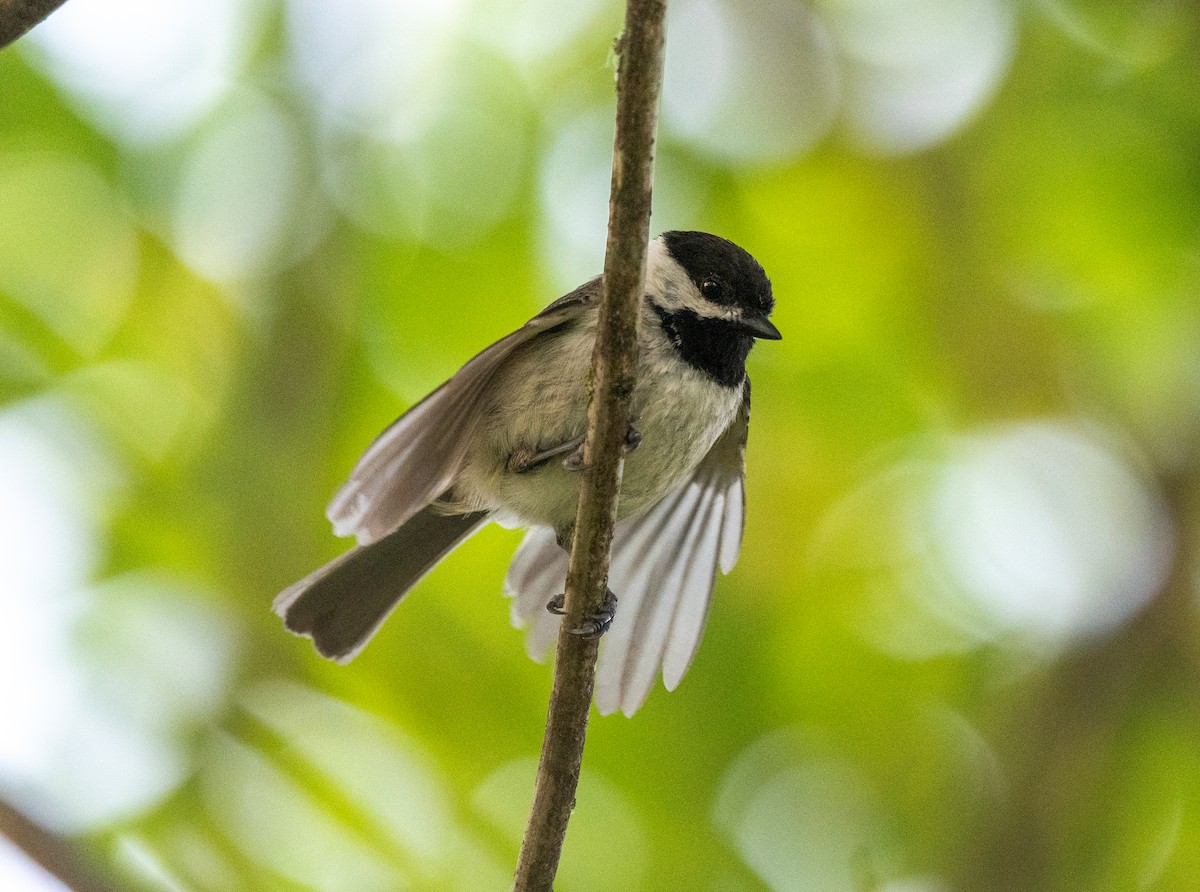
[0,0,70,50]
[512,1,667,889]
[0,797,117,892]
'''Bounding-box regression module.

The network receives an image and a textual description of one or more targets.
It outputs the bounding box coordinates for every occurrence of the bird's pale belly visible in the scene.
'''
[457,356,741,533]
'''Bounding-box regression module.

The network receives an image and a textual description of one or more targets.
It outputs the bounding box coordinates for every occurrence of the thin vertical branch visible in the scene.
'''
[0,798,117,892]
[512,1,667,888]
[0,0,70,50]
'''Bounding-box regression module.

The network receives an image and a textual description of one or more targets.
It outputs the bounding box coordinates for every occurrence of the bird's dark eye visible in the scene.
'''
[700,279,725,302]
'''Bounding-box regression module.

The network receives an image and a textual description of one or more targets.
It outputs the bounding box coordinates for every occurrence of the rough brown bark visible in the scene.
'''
[0,0,69,50]
[512,1,667,889]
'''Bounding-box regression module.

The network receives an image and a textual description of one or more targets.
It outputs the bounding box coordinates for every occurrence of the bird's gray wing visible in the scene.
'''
[506,379,751,717]
[529,277,602,321]
[327,277,601,544]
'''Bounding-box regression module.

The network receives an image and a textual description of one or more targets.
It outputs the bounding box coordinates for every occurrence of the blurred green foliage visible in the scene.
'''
[2,1,1200,890]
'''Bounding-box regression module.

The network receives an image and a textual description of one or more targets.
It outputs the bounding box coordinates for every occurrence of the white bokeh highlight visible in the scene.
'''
[663,0,842,164]
[469,0,612,64]
[715,729,885,892]
[286,0,465,139]
[819,419,1173,659]
[537,108,711,291]
[0,400,239,830]
[26,0,256,144]
[931,421,1172,641]
[822,0,1017,154]
[171,93,304,283]
[0,402,105,789]
[288,0,529,244]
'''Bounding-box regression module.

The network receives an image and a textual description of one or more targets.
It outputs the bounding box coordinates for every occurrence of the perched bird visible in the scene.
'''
[275,231,779,715]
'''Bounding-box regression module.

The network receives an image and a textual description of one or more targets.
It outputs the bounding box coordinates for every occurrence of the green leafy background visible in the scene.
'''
[2,1,1199,889]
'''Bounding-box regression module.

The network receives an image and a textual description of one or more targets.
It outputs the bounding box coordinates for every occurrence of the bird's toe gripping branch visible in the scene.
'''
[545,589,618,638]
[562,419,640,472]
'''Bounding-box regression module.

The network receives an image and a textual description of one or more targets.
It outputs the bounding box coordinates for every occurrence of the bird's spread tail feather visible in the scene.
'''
[276,506,488,662]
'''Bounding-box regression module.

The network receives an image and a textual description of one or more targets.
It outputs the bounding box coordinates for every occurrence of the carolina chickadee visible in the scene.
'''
[275,231,779,716]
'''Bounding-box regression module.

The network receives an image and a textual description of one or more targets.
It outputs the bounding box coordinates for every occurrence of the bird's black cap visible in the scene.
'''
[661,231,774,316]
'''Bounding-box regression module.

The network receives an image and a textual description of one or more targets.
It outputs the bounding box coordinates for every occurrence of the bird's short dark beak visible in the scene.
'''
[738,314,782,340]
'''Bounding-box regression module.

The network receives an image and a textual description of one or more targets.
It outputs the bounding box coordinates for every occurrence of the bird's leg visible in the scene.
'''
[545,588,619,639]
[544,525,618,637]
[562,417,640,472]
[507,436,585,474]
[506,447,536,474]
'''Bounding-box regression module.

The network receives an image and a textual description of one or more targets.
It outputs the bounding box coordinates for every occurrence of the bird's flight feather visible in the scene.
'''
[505,381,750,716]
[327,279,600,544]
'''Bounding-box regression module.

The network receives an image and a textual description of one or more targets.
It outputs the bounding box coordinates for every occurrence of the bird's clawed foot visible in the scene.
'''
[545,589,619,638]
[561,446,587,472]
[561,420,640,472]
[572,588,618,637]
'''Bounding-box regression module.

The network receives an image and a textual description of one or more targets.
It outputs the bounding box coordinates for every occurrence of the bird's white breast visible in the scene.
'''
[455,300,742,532]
